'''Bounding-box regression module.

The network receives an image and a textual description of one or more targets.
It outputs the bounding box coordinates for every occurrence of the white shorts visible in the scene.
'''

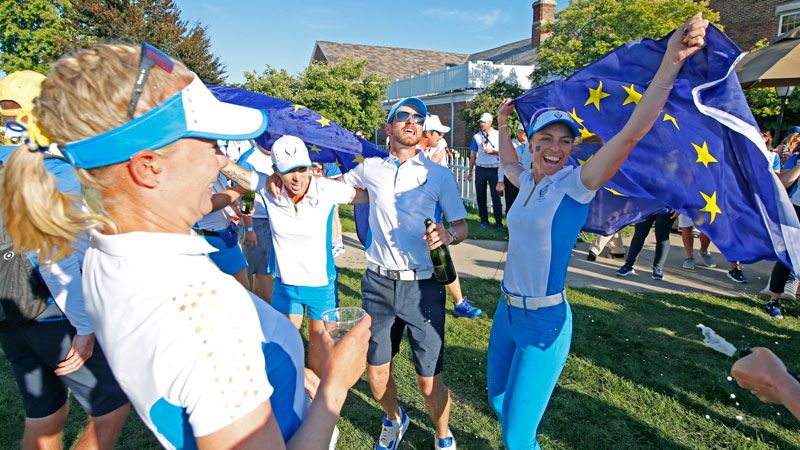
[678,214,694,228]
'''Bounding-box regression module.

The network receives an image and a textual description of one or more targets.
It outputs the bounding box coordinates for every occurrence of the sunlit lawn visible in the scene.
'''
[2,270,799,449]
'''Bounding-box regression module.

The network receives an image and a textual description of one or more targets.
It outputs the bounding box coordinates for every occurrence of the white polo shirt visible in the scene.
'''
[82,231,306,448]
[266,176,354,286]
[503,166,597,298]
[343,152,467,271]
[470,128,500,167]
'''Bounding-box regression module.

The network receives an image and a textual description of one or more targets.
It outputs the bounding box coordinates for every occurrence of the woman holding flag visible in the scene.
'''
[489,13,709,449]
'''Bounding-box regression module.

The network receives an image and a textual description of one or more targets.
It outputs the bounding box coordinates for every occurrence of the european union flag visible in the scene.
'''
[208,85,386,244]
[514,25,800,270]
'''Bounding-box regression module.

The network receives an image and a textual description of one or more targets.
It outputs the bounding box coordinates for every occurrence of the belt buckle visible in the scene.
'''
[387,269,400,281]
[503,293,512,306]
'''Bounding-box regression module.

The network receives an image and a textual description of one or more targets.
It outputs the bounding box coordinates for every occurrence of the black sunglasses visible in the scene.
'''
[127,42,175,120]
[392,110,425,125]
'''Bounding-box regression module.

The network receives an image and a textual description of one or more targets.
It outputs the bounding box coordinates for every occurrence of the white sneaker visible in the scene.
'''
[435,429,456,449]
[374,406,409,450]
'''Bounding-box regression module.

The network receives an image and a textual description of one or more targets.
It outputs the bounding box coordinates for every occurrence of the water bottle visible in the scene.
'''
[424,218,457,285]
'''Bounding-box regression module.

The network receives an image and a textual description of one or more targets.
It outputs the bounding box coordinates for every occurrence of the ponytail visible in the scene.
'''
[1,145,110,262]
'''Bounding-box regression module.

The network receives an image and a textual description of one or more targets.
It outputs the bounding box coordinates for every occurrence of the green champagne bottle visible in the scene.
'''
[425,218,457,285]
[240,191,256,215]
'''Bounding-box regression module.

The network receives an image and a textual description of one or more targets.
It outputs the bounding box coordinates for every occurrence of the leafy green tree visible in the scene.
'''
[531,0,720,85]
[240,58,388,139]
[459,80,524,136]
[68,0,226,83]
[0,0,75,73]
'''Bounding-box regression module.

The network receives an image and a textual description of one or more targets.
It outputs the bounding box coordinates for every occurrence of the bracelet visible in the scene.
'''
[650,79,673,90]
[244,226,255,232]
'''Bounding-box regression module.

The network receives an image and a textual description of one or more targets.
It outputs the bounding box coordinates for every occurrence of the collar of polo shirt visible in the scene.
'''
[89,230,216,257]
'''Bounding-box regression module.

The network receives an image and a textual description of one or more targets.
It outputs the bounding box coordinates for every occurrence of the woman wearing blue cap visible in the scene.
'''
[1,43,369,449]
[488,14,708,449]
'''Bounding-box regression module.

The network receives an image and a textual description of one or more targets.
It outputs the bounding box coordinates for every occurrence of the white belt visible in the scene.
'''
[502,289,565,310]
[367,262,433,281]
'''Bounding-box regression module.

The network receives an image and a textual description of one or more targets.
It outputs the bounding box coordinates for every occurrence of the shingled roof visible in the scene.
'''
[468,38,538,65]
[311,41,469,81]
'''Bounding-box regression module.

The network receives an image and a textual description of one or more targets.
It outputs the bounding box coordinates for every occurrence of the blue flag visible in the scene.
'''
[514,25,800,270]
[208,85,386,244]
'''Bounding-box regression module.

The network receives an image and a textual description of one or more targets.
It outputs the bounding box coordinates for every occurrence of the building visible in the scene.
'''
[310,1,556,147]
[707,0,800,50]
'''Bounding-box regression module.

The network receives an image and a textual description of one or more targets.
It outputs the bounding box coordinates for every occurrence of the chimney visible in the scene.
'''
[531,0,556,48]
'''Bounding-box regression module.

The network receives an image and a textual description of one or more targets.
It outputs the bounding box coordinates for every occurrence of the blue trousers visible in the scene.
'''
[487,298,572,450]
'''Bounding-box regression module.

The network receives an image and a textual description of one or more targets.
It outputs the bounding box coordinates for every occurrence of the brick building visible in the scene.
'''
[707,0,800,50]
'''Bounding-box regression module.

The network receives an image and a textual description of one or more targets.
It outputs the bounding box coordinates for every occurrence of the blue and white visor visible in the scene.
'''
[62,74,268,169]
[527,109,581,140]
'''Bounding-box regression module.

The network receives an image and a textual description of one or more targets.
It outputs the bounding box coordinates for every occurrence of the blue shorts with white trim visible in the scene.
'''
[202,234,248,275]
[271,276,338,320]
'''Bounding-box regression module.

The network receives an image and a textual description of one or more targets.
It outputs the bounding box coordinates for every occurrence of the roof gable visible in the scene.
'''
[468,38,538,65]
[312,41,469,81]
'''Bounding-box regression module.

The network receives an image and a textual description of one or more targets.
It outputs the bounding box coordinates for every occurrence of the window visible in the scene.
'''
[779,11,800,34]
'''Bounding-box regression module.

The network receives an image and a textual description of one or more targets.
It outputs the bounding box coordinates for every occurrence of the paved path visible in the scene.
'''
[336,232,775,298]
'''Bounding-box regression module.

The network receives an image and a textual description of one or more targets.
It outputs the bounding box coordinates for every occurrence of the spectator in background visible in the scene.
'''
[421,114,451,168]
[778,132,800,166]
[587,233,626,261]
[496,123,532,214]
[616,209,677,280]
[355,129,365,139]
[468,113,503,229]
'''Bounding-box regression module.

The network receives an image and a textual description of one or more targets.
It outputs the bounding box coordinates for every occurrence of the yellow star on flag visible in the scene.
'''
[699,191,722,224]
[577,154,594,165]
[334,160,342,167]
[569,108,585,126]
[604,187,627,197]
[316,116,331,127]
[621,84,642,106]
[579,127,595,140]
[293,104,305,112]
[309,144,321,153]
[584,80,611,111]
[353,154,365,164]
[692,141,718,168]
[663,113,679,130]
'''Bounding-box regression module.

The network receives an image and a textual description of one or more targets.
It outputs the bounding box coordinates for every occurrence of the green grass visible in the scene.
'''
[339,204,508,241]
[3,272,800,449]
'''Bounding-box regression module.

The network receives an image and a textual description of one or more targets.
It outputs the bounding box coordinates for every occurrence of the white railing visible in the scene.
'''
[386,61,534,101]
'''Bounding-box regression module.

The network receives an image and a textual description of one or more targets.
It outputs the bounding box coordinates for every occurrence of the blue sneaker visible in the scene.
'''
[453,297,482,318]
[480,221,489,229]
[652,267,664,280]
[616,263,636,277]
[435,429,456,449]
[765,300,784,319]
[375,406,409,450]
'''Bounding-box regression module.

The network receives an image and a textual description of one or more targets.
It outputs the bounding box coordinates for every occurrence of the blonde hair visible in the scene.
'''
[0,43,194,261]
[780,132,800,150]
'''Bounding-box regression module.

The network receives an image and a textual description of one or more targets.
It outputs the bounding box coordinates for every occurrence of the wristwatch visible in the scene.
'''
[447,228,459,245]
[244,226,255,232]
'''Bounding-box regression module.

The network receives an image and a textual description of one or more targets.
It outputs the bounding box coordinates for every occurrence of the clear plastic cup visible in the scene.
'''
[321,307,366,341]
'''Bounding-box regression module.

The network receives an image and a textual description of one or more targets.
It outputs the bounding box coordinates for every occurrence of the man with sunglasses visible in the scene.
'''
[343,98,467,450]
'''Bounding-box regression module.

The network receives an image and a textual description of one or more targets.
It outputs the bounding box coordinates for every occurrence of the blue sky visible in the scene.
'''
[174,0,570,83]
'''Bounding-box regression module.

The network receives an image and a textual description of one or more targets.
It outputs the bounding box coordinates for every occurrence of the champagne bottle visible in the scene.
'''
[240,191,256,215]
[425,218,457,285]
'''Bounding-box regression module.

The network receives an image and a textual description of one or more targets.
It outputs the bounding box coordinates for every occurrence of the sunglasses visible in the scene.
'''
[392,110,425,125]
[127,42,175,119]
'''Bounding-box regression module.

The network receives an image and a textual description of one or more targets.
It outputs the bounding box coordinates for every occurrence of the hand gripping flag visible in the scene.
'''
[208,86,386,244]
[514,25,800,271]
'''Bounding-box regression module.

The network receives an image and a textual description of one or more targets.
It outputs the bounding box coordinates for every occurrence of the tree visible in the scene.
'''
[0,0,76,73]
[240,58,389,139]
[459,80,524,137]
[68,0,226,84]
[531,0,720,85]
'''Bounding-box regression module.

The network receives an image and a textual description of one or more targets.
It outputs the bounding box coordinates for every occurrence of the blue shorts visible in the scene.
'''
[271,276,338,320]
[203,234,248,275]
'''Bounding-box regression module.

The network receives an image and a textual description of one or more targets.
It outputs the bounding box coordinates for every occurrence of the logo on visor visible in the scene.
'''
[554,112,563,118]
[285,146,297,156]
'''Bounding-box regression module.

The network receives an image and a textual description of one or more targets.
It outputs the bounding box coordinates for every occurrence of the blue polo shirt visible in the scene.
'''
[502,165,597,297]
